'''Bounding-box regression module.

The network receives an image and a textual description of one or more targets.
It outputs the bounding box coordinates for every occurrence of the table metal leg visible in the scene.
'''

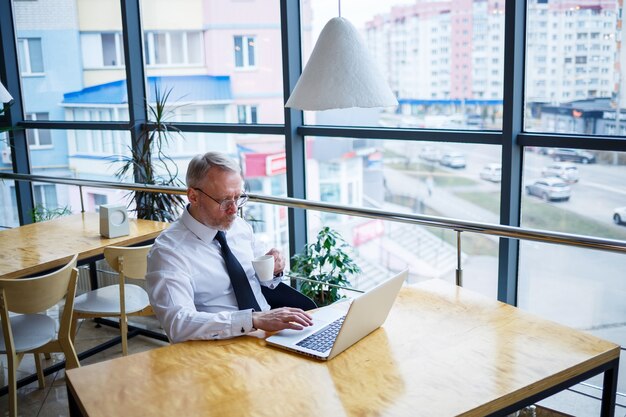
[88,261,98,290]
[600,357,620,417]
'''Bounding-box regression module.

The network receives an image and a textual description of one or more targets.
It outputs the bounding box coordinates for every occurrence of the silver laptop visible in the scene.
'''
[266,269,407,360]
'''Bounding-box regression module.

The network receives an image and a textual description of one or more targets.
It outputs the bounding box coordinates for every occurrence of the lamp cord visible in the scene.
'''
[338,0,341,17]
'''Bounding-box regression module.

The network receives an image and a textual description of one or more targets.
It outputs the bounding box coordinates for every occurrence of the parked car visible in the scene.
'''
[525,178,571,201]
[439,152,466,168]
[419,146,440,162]
[541,162,580,183]
[614,207,626,225]
[551,148,596,164]
[479,163,502,182]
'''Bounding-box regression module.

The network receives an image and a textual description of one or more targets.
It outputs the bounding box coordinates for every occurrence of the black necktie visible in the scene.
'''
[214,231,261,311]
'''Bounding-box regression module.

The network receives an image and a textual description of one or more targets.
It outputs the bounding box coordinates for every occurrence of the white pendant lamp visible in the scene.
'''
[285,16,398,111]
[0,81,13,104]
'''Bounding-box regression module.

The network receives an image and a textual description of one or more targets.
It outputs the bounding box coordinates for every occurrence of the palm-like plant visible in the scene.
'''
[289,227,361,306]
[115,86,186,222]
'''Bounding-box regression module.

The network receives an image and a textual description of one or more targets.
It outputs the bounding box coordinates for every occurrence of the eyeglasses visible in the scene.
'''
[192,187,249,211]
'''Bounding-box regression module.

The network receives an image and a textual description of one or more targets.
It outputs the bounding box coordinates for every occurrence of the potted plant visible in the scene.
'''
[289,226,361,306]
[115,86,186,222]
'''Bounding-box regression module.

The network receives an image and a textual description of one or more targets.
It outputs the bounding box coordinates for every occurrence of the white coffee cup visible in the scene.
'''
[252,255,275,281]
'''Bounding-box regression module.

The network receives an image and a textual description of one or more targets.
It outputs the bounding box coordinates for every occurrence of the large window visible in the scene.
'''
[3,1,626,413]
[304,0,505,129]
[525,0,624,136]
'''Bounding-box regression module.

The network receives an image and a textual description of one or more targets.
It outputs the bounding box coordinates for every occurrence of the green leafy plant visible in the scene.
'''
[289,226,361,306]
[31,204,72,223]
[115,86,186,222]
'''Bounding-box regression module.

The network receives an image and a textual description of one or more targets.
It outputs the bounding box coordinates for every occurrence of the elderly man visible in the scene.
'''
[146,151,313,343]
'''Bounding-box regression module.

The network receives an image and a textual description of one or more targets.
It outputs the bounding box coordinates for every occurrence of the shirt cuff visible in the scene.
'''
[259,273,283,289]
[231,309,255,335]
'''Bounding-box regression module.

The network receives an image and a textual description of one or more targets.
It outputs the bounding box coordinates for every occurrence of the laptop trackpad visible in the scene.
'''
[268,307,344,342]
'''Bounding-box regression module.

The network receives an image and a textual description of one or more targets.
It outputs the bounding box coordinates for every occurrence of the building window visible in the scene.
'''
[81,33,125,68]
[33,184,58,208]
[234,35,256,68]
[17,38,44,74]
[237,105,258,124]
[144,31,203,66]
[25,113,52,148]
[92,193,108,211]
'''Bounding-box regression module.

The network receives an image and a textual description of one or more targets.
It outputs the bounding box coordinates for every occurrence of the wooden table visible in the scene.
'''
[66,279,620,417]
[0,212,168,279]
[0,212,169,397]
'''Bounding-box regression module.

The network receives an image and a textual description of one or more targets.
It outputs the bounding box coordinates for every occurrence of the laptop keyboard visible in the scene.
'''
[296,315,346,353]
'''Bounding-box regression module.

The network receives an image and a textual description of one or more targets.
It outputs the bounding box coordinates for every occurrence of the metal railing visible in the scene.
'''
[3,172,626,288]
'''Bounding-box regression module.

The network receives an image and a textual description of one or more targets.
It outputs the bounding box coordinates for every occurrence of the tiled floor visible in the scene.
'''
[0,316,169,417]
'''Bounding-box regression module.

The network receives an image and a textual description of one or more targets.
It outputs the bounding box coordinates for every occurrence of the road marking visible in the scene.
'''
[579,180,626,196]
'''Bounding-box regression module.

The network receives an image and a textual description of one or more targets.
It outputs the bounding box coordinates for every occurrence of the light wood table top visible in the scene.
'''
[0,212,168,279]
[66,279,620,417]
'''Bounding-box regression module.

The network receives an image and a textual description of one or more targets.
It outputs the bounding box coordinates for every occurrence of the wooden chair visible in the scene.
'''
[72,245,152,356]
[0,254,80,417]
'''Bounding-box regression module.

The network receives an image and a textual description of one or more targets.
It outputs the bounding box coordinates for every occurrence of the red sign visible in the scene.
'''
[266,152,286,176]
[352,219,384,247]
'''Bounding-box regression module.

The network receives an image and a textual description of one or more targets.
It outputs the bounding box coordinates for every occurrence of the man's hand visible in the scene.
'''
[252,307,313,332]
[265,248,285,276]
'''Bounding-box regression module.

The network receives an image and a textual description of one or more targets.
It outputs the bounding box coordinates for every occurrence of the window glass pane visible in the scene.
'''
[140,1,284,123]
[0,180,19,228]
[305,137,500,294]
[525,1,624,135]
[247,36,255,66]
[187,31,202,64]
[170,32,184,64]
[28,38,44,73]
[303,0,504,129]
[14,0,129,121]
[522,147,626,240]
[234,35,244,67]
[154,33,168,64]
[101,33,118,66]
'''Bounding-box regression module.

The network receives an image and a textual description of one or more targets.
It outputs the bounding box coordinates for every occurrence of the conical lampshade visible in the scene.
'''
[285,17,398,111]
[0,81,13,104]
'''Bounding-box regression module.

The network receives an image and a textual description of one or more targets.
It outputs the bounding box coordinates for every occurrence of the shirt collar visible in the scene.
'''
[181,205,219,245]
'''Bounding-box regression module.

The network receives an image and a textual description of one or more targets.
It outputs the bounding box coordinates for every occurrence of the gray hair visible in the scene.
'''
[186,152,242,188]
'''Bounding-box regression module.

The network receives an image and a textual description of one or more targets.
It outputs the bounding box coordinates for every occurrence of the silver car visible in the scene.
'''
[541,162,580,183]
[525,178,571,202]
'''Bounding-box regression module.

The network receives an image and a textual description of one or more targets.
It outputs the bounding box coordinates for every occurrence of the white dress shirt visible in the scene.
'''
[146,207,281,343]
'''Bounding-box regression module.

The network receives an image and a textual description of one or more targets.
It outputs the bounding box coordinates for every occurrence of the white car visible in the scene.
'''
[541,162,580,183]
[419,146,440,162]
[479,163,502,182]
[614,207,626,225]
[439,152,466,169]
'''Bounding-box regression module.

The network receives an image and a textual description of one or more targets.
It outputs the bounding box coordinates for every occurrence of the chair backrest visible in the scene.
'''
[104,245,152,279]
[0,253,79,314]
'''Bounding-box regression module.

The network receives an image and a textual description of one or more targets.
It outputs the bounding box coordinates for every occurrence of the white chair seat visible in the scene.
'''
[0,314,55,353]
[74,284,150,315]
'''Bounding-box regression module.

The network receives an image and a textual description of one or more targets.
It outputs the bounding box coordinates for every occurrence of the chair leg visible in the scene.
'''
[120,316,128,356]
[34,353,45,389]
[58,338,81,369]
[7,353,18,417]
